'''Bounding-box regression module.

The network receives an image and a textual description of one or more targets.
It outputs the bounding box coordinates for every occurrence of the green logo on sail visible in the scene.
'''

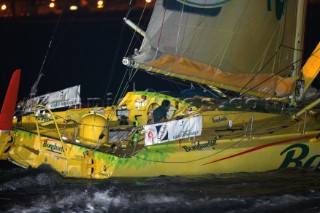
[176,0,230,8]
[166,0,230,16]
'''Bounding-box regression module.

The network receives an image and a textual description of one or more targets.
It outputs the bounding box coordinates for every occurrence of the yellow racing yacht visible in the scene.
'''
[1,0,320,179]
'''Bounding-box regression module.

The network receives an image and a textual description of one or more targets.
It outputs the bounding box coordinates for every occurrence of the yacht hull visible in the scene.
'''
[4,128,320,179]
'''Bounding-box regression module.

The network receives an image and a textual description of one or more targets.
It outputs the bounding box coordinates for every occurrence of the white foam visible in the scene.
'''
[144,194,180,204]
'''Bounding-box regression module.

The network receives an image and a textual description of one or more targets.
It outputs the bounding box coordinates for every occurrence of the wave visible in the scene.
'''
[1,166,320,212]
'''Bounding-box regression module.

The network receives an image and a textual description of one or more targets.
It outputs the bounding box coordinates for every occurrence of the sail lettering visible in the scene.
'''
[279,144,320,169]
[165,0,227,16]
[267,0,284,20]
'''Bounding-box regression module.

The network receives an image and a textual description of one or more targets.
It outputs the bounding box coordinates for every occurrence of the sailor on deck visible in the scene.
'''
[148,100,170,124]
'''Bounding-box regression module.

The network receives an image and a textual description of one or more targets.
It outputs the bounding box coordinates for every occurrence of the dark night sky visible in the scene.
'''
[0,3,320,106]
[0,10,145,103]
[0,8,172,104]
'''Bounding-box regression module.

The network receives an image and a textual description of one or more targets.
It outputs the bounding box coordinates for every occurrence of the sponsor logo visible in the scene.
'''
[145,126,157,145]
[157,124,169,141]
[212,115,227,123]
[165,0,230,16]
[145,124,169,144]
[173,130,200,140]
[176,0,230,8]
[43,140,64,153]
[144,117,202,145]
[134,99,147,110]
[279,144,320,169]
[183,140,216,152]
[36,115,52,122]
[147,131,153,139]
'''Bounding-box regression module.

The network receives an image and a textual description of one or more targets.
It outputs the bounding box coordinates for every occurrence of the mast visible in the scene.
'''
[290,0,307,105]
[292,0,307,76]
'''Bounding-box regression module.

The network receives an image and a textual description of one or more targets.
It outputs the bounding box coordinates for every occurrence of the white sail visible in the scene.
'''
[130,0,306,98]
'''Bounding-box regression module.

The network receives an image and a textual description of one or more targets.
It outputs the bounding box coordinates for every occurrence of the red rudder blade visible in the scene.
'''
[0,69,21,130]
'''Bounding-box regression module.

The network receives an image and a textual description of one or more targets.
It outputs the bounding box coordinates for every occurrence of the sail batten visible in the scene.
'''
[131,0,306,98]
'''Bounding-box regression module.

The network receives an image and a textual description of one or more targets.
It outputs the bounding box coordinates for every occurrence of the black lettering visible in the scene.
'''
[279,144,309,168]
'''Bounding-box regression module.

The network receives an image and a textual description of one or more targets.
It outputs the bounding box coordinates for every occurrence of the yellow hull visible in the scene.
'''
[2,91,320,179]
[5,129,320,179]
[0,130,14,160]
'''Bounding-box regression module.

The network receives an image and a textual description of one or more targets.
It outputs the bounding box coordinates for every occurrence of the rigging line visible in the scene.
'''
[142,70,188,89]
[102,21,126,106]
[112,68,129,105]
[129,67,139,81]
[273,0,290,77]
[181,16,207,57]
[118,67,137,98]
[143,3,155,28]
[240,42,283,95]
[43,11,80,70]
[125,0,135,18]
[240,57,303,97]
[199,84,225,98]
[105,69,131,121]
[104,2,147,106]
[240,43,320,98]
[28,6,66,98]
[147,70,197,89]
[239,48,280,94]
[131,3,154,53]
[218,0,250,71]
[110,67,137,115]
[238,0,290,94]
[127,3,154,58]
[107,83,131,120]
[153,9,207,76]
[281,44,304,52]
[175,0,185,55]
[113,70,131,105]
[106,84,131,122]
[153,0,169,59]
[119,69,138,97]
[124,2,148,57]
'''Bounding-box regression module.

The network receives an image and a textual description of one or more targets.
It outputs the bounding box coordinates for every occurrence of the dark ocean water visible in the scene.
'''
[1,162,320,213]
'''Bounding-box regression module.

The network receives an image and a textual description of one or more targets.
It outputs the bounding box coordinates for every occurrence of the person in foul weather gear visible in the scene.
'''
[150,100,170,124]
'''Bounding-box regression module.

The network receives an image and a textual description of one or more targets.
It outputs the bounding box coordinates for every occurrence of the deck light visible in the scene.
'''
[1,4,6,11]
[97,0,104,8]
[70,5,78,10]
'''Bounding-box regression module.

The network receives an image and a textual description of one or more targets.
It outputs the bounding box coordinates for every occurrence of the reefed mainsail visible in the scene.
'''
[132,0,305,98]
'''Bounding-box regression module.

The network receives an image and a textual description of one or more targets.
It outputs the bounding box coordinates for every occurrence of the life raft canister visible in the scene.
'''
[78,113,108,145]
